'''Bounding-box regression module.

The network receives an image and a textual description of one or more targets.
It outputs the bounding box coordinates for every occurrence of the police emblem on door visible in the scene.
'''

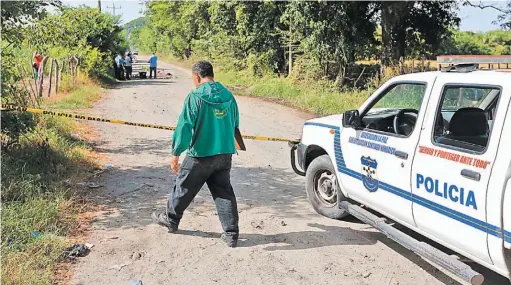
[361,156,378,192]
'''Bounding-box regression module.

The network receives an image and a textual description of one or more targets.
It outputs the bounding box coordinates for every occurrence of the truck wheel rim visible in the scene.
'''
[314,170,337,206]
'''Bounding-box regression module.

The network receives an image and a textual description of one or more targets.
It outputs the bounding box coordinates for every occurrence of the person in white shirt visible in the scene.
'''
[125,53,133,80]
[114,53,123,80]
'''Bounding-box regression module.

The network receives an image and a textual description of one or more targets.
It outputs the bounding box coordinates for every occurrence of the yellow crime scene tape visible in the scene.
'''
[1,105,300,143]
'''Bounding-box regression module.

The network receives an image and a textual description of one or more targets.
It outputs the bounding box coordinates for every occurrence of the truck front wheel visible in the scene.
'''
[306,154,349,219]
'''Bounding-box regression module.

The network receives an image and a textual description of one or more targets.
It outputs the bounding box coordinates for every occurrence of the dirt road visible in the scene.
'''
[71,57,508,285]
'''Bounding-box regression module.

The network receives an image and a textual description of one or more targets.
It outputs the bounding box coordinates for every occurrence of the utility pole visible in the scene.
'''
[107,2,121,16]
[98,0,101,12]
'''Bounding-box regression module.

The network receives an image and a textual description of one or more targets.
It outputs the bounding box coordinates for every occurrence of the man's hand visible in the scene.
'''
[170,155,180,174]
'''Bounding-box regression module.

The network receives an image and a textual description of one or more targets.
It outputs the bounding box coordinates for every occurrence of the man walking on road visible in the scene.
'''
[152,60,240,247]
[148,52,157,78]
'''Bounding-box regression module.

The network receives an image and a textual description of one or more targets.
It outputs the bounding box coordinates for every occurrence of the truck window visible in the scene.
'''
[370,83,426,111]
[363,83,426,136]
[433,86,501,153]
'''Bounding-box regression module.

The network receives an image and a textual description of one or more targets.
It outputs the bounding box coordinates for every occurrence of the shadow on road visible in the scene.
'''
[84,157,509,285]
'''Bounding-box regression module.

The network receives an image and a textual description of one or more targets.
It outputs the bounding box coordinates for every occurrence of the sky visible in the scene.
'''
[61,0,507,32]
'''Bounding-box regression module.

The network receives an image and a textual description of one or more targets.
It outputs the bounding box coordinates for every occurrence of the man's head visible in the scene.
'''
[192,60,214,87]
[152,52,155,55]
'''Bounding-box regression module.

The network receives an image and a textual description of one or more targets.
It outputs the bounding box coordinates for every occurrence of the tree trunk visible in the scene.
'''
[48,59,54,97]
[288,44,293,77]
[334,64,346,88]
[381,1,412,67]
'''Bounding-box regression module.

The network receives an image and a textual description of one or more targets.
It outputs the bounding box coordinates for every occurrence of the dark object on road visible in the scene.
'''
[64,244,91,258]
[129,280,143,285]
[139,71,147,79]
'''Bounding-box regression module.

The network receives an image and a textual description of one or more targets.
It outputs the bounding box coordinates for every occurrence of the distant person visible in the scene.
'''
[114,52,123,80]
[119,55,126,80]
[148,52,157,79]
[152,60,241,247]
[125,53,133,80]
[33,51,43,80]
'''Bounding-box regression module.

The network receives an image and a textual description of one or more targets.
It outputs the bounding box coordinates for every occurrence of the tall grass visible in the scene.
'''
[1,82,103,285]
[163,55,374,116]
[219,73,372,116]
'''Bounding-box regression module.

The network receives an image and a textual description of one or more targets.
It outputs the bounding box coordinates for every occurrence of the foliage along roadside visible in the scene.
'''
[127,1,458,89]
[127,2,510,90]
[1,2,125,284]
[160,55,399,117]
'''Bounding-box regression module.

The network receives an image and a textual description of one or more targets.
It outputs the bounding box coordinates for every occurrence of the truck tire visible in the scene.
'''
[305,154,349,220]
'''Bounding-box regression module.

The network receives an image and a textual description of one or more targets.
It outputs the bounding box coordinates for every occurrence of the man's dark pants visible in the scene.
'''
[126,66,132,80]
[114,64,120,80]
[149,67,156,78]
[166,154,239,238]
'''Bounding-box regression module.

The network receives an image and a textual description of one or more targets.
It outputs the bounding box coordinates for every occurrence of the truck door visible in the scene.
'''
[412,79,505,264]
[339,80,432,227]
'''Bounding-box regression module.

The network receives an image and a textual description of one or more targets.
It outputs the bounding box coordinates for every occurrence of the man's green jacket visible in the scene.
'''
[171,81,239,157]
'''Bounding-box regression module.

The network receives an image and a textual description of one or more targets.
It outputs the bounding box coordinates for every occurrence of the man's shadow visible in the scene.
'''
[173,222,474,285]
[176,222,376,251]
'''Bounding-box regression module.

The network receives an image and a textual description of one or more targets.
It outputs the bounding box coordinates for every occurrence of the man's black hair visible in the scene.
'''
[192,60,214,78]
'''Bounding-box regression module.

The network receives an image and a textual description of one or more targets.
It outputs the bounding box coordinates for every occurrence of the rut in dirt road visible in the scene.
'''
[70,57,507,285]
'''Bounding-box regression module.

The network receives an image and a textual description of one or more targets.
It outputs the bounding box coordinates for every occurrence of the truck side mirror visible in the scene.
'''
[342,109,362,129]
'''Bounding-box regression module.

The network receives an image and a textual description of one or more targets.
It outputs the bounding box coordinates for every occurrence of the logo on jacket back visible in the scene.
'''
[214,109,227,119]
[361,156,378,192]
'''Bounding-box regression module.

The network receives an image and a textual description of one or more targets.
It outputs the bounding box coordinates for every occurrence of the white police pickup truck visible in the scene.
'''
[289,64,511,284]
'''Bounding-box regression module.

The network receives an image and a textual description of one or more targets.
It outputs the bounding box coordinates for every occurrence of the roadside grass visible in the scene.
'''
[162,56,372,116]
[1,79,105,285]
[218,72,371,116]
[46,74,105,110]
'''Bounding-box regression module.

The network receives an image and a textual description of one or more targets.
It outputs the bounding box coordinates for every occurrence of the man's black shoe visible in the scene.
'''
[221,233,238,248]
[151,212,178,233]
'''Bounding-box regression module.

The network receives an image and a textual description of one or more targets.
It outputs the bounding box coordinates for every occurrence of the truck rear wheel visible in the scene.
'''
[305,154,349,219]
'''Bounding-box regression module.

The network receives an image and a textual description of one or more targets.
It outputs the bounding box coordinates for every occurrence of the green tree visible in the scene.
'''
[497,1,511,30]
[1,1,61,102]
[438,29,511,55]
[282,1,377,82]
[145,1,209,58]
[379,1,459,65]
[26,6,127,75]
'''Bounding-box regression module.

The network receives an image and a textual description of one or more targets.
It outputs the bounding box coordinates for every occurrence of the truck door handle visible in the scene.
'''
[461,169,481,181]
[394,150,408,160]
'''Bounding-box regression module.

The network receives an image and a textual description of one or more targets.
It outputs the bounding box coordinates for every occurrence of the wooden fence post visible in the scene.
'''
[73,55,79,83]
[33,62,39,95]
[48,58,54,97]
[55,59,59,94]
[38,56,49,97]
[399,57,405,74]
[68,56,72,77]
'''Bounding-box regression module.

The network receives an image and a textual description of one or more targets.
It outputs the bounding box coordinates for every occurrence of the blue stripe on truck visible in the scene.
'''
[303,122,511,243]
